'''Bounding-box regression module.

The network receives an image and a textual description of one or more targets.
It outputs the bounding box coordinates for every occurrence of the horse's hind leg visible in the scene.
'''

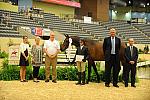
[92,61,100,83]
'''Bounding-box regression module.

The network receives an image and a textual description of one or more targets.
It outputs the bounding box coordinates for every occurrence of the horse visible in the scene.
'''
[60,34,127,83]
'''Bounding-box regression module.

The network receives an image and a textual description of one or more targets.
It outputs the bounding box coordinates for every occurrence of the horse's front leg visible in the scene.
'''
[92,61,100,83]
[86,60,92,84]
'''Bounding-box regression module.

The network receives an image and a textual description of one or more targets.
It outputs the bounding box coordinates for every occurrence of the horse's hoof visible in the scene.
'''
[97,80,100,83]
[86,81,89,84]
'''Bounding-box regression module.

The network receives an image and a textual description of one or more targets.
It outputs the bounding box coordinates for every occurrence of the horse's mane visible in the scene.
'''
[71,36,101,46]
[71,36,100,43]
[84,38,99,43]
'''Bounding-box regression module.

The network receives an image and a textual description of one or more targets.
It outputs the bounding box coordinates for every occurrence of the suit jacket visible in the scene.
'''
[125,46,138,65]
[103,36,121,61]
[75,46,88,62]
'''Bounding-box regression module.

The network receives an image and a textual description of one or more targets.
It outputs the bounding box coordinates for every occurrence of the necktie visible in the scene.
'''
[130,46,133,57]
[111,38,115,54]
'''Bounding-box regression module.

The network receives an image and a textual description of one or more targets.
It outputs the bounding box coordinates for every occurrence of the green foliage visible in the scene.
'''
[57,66,78,81]
[0,59,138,82]
[38,67,45,80]
[85,63,105,82]
[26,65,33,80]
[0,59,20,80]
[2,58,9,68]
[0,50,8,58]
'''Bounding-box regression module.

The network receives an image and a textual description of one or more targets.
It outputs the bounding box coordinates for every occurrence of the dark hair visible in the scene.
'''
[80,39,85,45]
[23,36,28,39]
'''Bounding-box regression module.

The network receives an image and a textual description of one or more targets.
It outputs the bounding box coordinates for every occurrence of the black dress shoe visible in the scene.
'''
[52,80,57,83]
[45,79,49,82]
[23,80,28,82]
[113,84,119,88]
[76,82,81,85]
[131,85,136,88]
[81,83,85,85]
[33,80,39,83]
[105,84,110,87]
[36,80,39,82]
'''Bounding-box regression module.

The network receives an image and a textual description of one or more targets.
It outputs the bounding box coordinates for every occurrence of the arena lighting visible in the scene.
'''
[129,0,131,4]
[111,0,127,6]
[115,11,118,13]
[140,3,146,7]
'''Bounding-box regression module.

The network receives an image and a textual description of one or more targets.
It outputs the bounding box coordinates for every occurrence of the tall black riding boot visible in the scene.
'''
[81,71,85,85]
[76,72,81,85]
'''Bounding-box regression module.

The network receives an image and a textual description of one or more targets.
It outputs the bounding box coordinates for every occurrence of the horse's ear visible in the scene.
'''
[64,34,69,38]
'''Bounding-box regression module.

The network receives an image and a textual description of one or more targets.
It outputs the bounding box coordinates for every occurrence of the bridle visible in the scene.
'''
[64,51,71,64]
[63,38,75,64]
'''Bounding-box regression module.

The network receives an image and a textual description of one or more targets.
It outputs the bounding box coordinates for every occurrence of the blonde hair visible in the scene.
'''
[35,36,40,40]
[23,36,28,39]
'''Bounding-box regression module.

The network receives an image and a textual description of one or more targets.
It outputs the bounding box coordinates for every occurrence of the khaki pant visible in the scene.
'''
[45,55,57,81]
[76,61,85,72]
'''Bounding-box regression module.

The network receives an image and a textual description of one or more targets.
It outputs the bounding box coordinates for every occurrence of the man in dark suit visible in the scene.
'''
[124,38,138,87]
[103,28,121,87]
[75,39,88,85]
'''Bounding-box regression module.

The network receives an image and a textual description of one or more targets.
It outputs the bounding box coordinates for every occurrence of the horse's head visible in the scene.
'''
[60,34,70,51]
[60,34,80,51]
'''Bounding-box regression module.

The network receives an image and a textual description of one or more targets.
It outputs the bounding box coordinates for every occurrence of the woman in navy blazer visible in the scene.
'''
[75,39,88,85]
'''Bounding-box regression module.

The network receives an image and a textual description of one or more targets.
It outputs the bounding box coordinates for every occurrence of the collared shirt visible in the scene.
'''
[43,39,60,55]
[20,43,29,53]
[111,37,115,54]
[130,46,133,56]
[80,45,84,50]
[130,46,133,50]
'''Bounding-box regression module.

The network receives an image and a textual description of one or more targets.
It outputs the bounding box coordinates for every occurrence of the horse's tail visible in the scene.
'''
[120,42,127,66]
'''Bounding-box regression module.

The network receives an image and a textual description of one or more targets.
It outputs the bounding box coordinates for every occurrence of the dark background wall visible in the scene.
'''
[97,0,109,21]
[76,0,109,21]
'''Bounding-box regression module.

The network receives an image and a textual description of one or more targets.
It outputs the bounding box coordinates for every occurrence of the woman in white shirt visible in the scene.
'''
[19,36,29,82]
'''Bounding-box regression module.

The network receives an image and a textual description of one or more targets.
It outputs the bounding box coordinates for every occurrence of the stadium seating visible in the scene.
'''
[0,10,43,28]
[133,23,150,37]
[101,21,150,44]
[0,23,22,37]
[0,9,150,44]
[44,13,93,39]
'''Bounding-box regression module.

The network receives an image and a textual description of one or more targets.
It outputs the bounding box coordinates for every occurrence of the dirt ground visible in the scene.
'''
[0,79,150,100]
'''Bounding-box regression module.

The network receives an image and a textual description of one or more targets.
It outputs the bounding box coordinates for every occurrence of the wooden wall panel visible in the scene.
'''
[77,0,109,21]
